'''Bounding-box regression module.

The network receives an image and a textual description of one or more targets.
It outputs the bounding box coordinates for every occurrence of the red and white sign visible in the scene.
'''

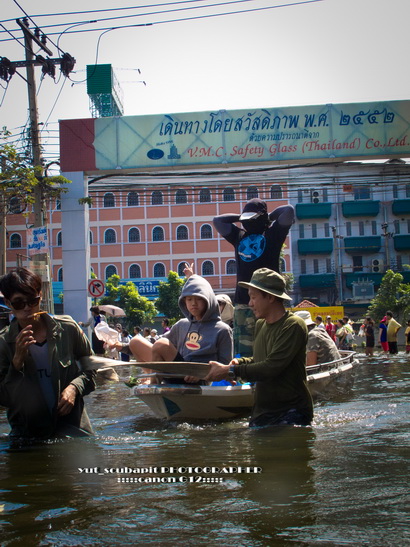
[88,279,105,298]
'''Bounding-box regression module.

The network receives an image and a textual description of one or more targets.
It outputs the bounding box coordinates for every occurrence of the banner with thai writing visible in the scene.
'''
[27,226,49,256]
[92,100,410,170]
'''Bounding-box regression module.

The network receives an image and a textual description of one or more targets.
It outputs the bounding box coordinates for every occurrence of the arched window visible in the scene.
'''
[152,190,163,205]
[56,199,61,211]
[10,233,22,248]
[280,257,286,273]
[152,226,164,242]
[247,186,259,200]
[58,268,63,282]
[199,188,211,203]
[176,225,188,240]
[104,228,117,244]
[129,264,141,278]
[89,230,93,245]
[202,260,214,276]
[105,265,117,279]
[200,224,212,239]
[9,197,25,214]
[127,192,139,206]
[223,187,235,202]
[128,227,140,243]
[226,259,236,275]
[103,192,115,208]
[57,231,62,246]
[175,189,187,204]
[177,262,186,276]
[270,184,283,199]
[154,263,166,277]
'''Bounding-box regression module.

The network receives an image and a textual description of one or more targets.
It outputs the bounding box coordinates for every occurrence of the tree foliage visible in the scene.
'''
[366,270,410,322]
[155,270,186,323]
[98,275,157,329]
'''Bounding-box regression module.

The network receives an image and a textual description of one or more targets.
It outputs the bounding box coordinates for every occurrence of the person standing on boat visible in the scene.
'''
[293,311,340,366]
[129,274,233,381]
[200,268,313,428]
[0,268,96,439]
[213,200,294,357]
[385,311,401,354]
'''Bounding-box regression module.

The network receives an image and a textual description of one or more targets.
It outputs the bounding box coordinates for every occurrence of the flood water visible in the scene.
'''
[1,353,409,546]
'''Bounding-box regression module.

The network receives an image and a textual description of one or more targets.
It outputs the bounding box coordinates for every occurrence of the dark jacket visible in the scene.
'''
[0,314,96,438]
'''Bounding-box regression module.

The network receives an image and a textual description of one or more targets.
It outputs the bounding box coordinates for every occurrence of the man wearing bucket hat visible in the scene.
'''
[213,199,294,357]
[202,268,313,427]
[293,310,341,366]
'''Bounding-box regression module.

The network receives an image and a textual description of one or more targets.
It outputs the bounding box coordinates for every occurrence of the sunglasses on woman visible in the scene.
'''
[9,295,41,310]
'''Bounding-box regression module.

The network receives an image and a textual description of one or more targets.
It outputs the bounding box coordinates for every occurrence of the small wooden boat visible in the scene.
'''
[131,351,359,421]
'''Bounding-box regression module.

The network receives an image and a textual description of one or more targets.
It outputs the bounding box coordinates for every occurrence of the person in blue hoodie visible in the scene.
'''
[129,274,233,380]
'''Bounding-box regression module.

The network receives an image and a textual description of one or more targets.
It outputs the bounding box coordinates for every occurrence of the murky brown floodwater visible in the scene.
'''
[0,353,409,546]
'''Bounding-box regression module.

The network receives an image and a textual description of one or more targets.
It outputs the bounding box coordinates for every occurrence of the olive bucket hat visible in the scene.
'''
[238,268,292,301]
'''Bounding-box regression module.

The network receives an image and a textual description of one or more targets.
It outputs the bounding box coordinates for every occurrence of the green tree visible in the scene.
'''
[367,269,408,321]
[155,270,186,323]
[99,275,157,329]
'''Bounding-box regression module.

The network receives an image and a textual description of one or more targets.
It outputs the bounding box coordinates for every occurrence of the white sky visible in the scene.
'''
[1,0,409,162]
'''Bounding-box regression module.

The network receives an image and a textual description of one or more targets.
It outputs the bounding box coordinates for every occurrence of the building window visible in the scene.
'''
[313,259,319,274]
[326,258,332,273]
[177,262,186,276]
[176,225,188,240]
[297,189,303,203]
[89,230,93,245]
[154,263,165,277]
[408,219,410,234]
[406,184,410,198]
[57,231,62,246]
[200,224,212,239]
[394,220,401,234]
[9,197,24,214]
[199,188,211,203]
[299,224,305,239]
[246,186,258,200]
[9,233,22,248]
[393,186,399,199]
[152,190,163,205]
[128,227,140,243]
[56,199,61,211]
[202,260,214,276]
[152,226,164,241]
[105,265,117,279]
[396,255,402,270]
[353,186,370,200]
[175,189,187,204]
[353,256,363,272]
[372,221,377,235]
[280,257,286,273]
[346,222,352,237]
[58,268,63,282]
[300,259,306,274]
[223,187,235,201]
[270,185,283,199]
[129,264,141,278]
[324,223,330,238]
[323,188,328,202]
[127,192,139,206]
[226,259,236,275]
[103,193,115,208]
[312,224,317,238]
[359,221,365,236]
[104,229,116,244]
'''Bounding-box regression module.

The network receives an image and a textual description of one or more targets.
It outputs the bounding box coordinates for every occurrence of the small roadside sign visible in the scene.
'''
[88,279,105,298]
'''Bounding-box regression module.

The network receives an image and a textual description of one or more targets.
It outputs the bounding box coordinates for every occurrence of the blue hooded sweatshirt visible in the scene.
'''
[163,275,233,364]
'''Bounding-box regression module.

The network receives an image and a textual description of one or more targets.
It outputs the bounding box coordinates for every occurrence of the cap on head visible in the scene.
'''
[293,310,315,326]
[239,198,268,221]
[238,268,291,301]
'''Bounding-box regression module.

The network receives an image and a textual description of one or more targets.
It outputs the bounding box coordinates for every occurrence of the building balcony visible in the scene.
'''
[344,236,382,254]
[393,235,410,251]
[392,199,410,215]
[342,200,380,217]
[295,203,332,219]
[299,273,336,288]
[344,272,383,288]
[297,238,334,255]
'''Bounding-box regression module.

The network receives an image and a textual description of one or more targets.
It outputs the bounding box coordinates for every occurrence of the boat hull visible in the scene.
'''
[133,351,358,421]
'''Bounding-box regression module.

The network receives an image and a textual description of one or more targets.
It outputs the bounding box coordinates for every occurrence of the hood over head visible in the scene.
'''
[179,274,221,322]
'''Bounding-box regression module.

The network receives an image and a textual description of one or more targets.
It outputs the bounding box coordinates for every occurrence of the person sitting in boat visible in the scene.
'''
[129,272,233,383]
[195,268,313,428]
[293,311,341,366]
